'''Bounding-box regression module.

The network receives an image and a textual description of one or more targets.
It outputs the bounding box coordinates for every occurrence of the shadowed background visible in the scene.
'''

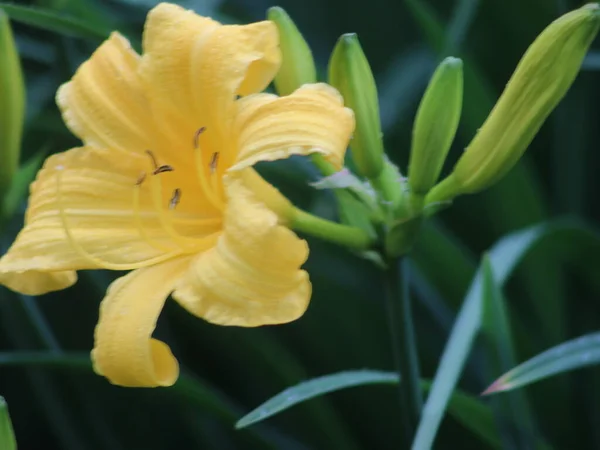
[1,0,600,448]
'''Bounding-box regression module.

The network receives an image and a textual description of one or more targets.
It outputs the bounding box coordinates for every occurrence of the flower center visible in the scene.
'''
[52,132,227,270]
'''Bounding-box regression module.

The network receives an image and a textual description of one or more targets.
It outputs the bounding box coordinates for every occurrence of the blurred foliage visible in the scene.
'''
[1,0,600,449]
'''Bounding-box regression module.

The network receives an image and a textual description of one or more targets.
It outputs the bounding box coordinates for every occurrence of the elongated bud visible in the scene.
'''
[329,33,384,179]
[408,57,463,198]
[427,3,600,204]
[0,10,24,195]
[0,397,16,450]
[268,7,316,96]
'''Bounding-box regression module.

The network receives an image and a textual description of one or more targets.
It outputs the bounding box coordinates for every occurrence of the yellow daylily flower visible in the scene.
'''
[0,3,354,387]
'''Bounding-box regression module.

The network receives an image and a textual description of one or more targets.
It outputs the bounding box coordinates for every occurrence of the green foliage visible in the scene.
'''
[1,0,600,449]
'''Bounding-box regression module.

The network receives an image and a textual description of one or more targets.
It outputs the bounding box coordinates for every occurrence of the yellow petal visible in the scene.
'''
[140,3,220,124]
[57,32,156,157]
[57,29,213,177]
[0,146,220,295]
[0,270,77,297]
[140,4,280,157]
[92,256,191,387]
[172,170,310,326]
[230,83,355,171]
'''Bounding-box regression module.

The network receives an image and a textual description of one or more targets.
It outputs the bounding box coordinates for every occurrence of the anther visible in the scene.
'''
[136,171,147,186]
[194,127,207,149]
[145,150,159,170]
[209,152,219,174]
[169,188,181,210]
[153,165,174,175]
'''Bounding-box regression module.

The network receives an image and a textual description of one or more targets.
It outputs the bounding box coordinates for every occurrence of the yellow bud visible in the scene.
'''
[329,33,384,179]
[408,57,463,197]
[0,10,24,195]
[428,3,600,204]
[268,7,316,96]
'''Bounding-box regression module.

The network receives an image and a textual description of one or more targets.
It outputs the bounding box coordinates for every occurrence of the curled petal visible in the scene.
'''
[141,3,280,156]
[173,170,310,326]
[230,83,355,171]
[92,257,191,387]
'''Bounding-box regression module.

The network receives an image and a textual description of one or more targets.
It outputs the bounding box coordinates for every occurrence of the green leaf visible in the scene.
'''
[481,256,539,448]
[0,397,16,450]
[484,331,600,394]
[236,370,398,429]
[2,151,45,221]
[413,220,600,450]
[0,3,110,40]
[236,370,502,449]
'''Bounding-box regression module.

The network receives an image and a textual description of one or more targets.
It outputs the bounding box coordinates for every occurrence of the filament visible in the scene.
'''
[132,179,174,252]
[54,166,179,270]
[148,170,219,252]
[193,128,225,211]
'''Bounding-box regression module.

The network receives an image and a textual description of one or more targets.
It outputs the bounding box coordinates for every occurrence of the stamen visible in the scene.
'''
[148,171,218,251]
[192,128,224,211]
[169,188,181,210]
[209,152,219,174]
[145,150,158,170]
[193,126,207,149]
[153,165,174,175]
[54,166,179,270]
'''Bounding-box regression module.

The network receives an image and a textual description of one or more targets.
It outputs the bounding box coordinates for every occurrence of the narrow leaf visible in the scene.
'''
[413,220,600,450]
[236,370,502,449]
[0,3,110,40]
[484,332,600,394]
[481,256,538,448]
[236,370,398,429]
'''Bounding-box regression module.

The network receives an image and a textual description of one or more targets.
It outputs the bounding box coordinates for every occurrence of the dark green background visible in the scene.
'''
[1,0,599,448]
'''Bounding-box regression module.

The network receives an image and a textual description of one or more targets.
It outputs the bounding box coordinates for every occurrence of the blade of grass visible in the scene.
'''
[236,370,502,449]
[413,219,600,449]
[483,332,600,394]
[0,3,110,40]
[481,257,538,449]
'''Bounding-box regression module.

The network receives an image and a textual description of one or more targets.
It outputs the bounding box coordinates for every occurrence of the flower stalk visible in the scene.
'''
[290,208,374,251]
[384,258,422,443]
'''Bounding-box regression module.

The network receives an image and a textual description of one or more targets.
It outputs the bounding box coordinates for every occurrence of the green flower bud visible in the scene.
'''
[427,3,600,205]
[329,33,384,180]
[268,7,316,96]
[0,397,16,450]
[0,10,24,195]
[408,57,463,198]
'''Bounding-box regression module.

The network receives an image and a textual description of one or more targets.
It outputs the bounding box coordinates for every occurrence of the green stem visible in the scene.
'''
[370,161,403,207]
[383,258,423,443]
[290,208,373,250]
[310,154,337,177]
[424,173,461,206]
